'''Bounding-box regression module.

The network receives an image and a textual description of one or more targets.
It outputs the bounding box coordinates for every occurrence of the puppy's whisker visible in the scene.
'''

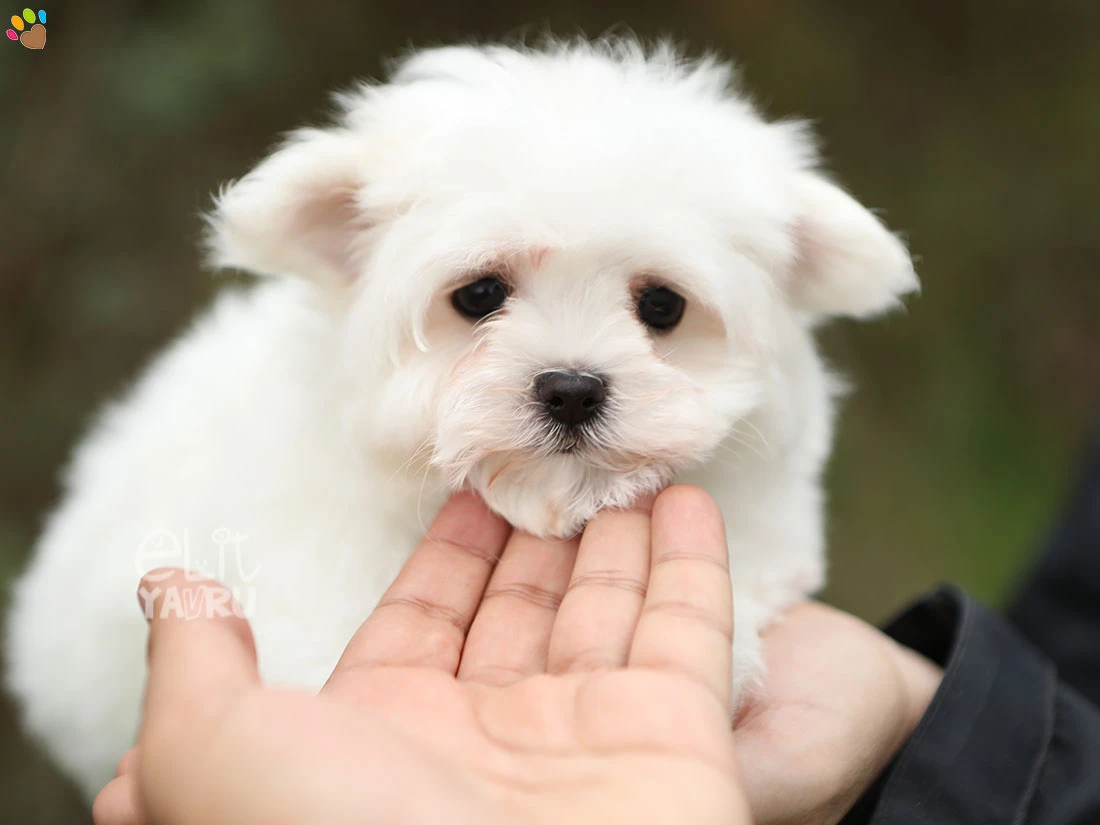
[414,460,433,533]
[720,430,765,463]
[487,457,517,489]
[388,434,436,483]
[713,440,746,463]
[737,418,771,452]
[654,342,685,361]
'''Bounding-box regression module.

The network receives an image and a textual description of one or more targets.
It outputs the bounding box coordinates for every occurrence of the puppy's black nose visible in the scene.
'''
[535,371,607,427]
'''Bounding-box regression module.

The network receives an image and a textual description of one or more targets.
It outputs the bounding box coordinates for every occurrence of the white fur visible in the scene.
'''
[5,37,917,799]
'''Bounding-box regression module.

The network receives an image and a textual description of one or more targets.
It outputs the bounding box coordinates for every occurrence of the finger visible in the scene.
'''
[139,569,259,736]
[115,746,139,778]
[330,491,509,679]
[548,494,654,673]
[93,774,146,825]
[629,486,733,710]
[457,530,578,684]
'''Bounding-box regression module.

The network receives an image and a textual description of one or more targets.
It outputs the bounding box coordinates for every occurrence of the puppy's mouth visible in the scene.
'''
[538,428,666,477]
[543,422,599,456]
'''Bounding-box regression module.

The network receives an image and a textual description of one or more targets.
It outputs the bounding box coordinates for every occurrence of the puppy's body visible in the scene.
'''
[6,39,915,798]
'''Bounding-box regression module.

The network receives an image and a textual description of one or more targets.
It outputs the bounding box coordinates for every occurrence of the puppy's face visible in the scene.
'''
[209,41,917,537]
[398,244,752,537]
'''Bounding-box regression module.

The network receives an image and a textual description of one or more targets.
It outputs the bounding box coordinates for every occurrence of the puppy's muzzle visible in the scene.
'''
[534,370,607,427]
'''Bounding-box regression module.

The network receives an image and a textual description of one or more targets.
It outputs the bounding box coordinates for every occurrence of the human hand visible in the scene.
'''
[93,486,751,825]
[734,602,943,825]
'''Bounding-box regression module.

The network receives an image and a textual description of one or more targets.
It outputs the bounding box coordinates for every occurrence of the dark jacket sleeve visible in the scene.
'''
[841,587,1100,825]
[1009,419,1100,707]
[843,419,1100,824]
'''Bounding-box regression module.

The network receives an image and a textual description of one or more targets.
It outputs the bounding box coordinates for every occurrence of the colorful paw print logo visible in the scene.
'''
[6,8,46,49]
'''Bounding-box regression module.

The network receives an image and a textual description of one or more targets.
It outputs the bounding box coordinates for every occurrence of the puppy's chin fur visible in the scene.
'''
[5,35,917,801]
[464,453,673,537]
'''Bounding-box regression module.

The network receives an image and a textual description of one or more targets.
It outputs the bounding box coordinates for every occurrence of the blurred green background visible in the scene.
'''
[1,0,1098,818]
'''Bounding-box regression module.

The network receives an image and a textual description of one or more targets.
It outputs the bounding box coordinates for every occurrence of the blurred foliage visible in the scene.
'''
[1,0,1098,819]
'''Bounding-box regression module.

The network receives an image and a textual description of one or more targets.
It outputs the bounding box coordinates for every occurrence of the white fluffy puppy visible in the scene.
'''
[6,37,917,798]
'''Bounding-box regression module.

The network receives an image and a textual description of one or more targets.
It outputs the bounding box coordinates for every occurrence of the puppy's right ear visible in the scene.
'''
[207,128,368,286]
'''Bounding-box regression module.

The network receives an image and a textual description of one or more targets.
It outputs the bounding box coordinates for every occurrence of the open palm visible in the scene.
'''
[95,488,750,825]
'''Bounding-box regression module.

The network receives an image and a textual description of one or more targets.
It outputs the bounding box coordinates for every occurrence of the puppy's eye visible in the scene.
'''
[451,276,509,321]
[636,286,685,331]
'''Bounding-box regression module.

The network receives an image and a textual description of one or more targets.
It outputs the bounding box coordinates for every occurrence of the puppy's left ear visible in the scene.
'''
[207,128,368,286]
[785,173,918,318]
